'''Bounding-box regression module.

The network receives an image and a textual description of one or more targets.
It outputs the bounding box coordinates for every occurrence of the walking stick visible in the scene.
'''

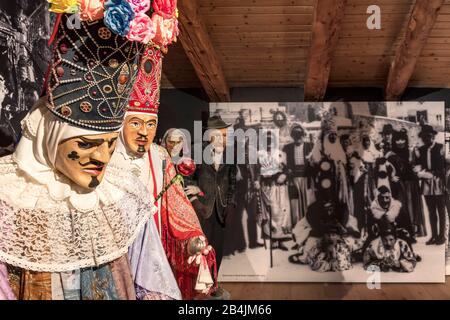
[269,204,273,268]
[255,189,267,250]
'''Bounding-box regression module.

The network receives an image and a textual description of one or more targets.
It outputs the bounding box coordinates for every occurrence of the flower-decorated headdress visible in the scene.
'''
[46,0,178,130]
[48,0,179,48]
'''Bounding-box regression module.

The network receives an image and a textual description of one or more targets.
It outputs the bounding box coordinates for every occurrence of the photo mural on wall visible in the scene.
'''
[445,104,450,275]
[0,0,51,151]
[210,101,446,283]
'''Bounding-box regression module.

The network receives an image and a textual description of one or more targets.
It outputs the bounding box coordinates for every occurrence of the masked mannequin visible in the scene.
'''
[0,13,156,300]
[110,47,216,300]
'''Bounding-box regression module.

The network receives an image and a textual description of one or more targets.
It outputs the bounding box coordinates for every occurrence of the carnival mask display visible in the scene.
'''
[165,133,184,157]
[55,132,118,189]
[123,114,157,156]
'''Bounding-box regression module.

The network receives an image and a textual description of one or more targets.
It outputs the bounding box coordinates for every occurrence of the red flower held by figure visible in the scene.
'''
[177,157,196,177]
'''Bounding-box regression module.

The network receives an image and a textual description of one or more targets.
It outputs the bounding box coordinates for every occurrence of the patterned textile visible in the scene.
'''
[109,255,136,300]
[7,267,52,300]
[363,238,416,272]
[128,46,162,115]
[135,284,174,300]
[6,255,133,300]
[47,15,143,131]
[80,264,118,300]
[128,217,182,300]
[309,238,353,272]
[159,148,217,299]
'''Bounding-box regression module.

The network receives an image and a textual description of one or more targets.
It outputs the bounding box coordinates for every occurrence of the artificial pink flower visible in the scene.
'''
[152,0,177,19]
[126,0,150,14]
[78,0,106,21]
[127,12,155,43]
[151,14,178,47]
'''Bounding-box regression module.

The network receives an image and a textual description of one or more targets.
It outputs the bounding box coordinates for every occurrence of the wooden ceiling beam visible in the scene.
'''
[177,0,230,102]
[304,0,347,102]
[385,0,445,101]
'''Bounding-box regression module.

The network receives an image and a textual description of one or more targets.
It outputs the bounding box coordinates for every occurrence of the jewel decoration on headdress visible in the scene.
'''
[47,15,143,131]
[127,46,162,116]
[48,0,179,48]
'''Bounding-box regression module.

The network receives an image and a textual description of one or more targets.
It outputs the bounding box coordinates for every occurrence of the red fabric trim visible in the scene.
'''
[48,14,62,46]
[127,108,158,115]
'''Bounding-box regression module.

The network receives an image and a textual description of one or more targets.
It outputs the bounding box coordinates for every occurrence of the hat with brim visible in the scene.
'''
[207,115,231,129]
[379,124,394,135]
[419,124,438,138]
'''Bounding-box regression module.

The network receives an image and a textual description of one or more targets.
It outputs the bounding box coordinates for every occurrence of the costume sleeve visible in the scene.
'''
[363,242,381,270]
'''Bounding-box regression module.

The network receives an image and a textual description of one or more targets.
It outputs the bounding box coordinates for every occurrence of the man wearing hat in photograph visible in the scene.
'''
[185,115,236,300]
[376,124,394,154]
[414,124,446,245]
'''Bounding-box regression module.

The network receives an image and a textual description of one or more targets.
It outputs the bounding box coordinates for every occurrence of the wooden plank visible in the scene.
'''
[203,14,314,26]
[199,0,316,7]
[221,282,450,300]
[200,6,314,15]
[304,0,347,101]
[386,0,446,100]
[177,0,230,101]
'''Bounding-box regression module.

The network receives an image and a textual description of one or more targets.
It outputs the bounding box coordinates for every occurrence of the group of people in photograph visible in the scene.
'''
[222,110,446,274]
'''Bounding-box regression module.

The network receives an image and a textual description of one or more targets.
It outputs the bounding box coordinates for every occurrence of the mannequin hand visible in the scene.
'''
[185,185,202,196]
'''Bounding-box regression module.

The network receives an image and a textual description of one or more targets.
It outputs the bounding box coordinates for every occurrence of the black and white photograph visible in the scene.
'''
[445,104,450,275]
[212,101,446,283]
[0,1,51,152]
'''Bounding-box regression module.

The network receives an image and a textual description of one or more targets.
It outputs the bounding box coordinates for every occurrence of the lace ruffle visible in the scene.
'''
[0,156,155,272]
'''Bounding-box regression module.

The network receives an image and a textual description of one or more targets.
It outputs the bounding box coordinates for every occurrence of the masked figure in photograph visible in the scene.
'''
[0,14,154,300]
[309,121,351,213]
[223,134,257,256]
[291,200,359,272]
[367,186,416,249]
[376,124,394,155]
[109,47,215,300]
[255,130,292,251]
[414,124,446,245]
[161,128,188,159]
[283,124,313,226]
[364,219,417,273]
[386,129,425,238]
[351,131,380,233]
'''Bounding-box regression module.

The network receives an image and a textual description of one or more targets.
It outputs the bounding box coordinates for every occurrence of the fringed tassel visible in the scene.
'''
[161,225,217,300]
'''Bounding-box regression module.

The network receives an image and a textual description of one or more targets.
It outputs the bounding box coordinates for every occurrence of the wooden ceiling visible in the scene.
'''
[161,0,450,101]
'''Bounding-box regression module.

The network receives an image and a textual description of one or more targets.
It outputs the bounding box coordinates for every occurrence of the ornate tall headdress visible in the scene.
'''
[127,46,162,116]
[47,15,143,131]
